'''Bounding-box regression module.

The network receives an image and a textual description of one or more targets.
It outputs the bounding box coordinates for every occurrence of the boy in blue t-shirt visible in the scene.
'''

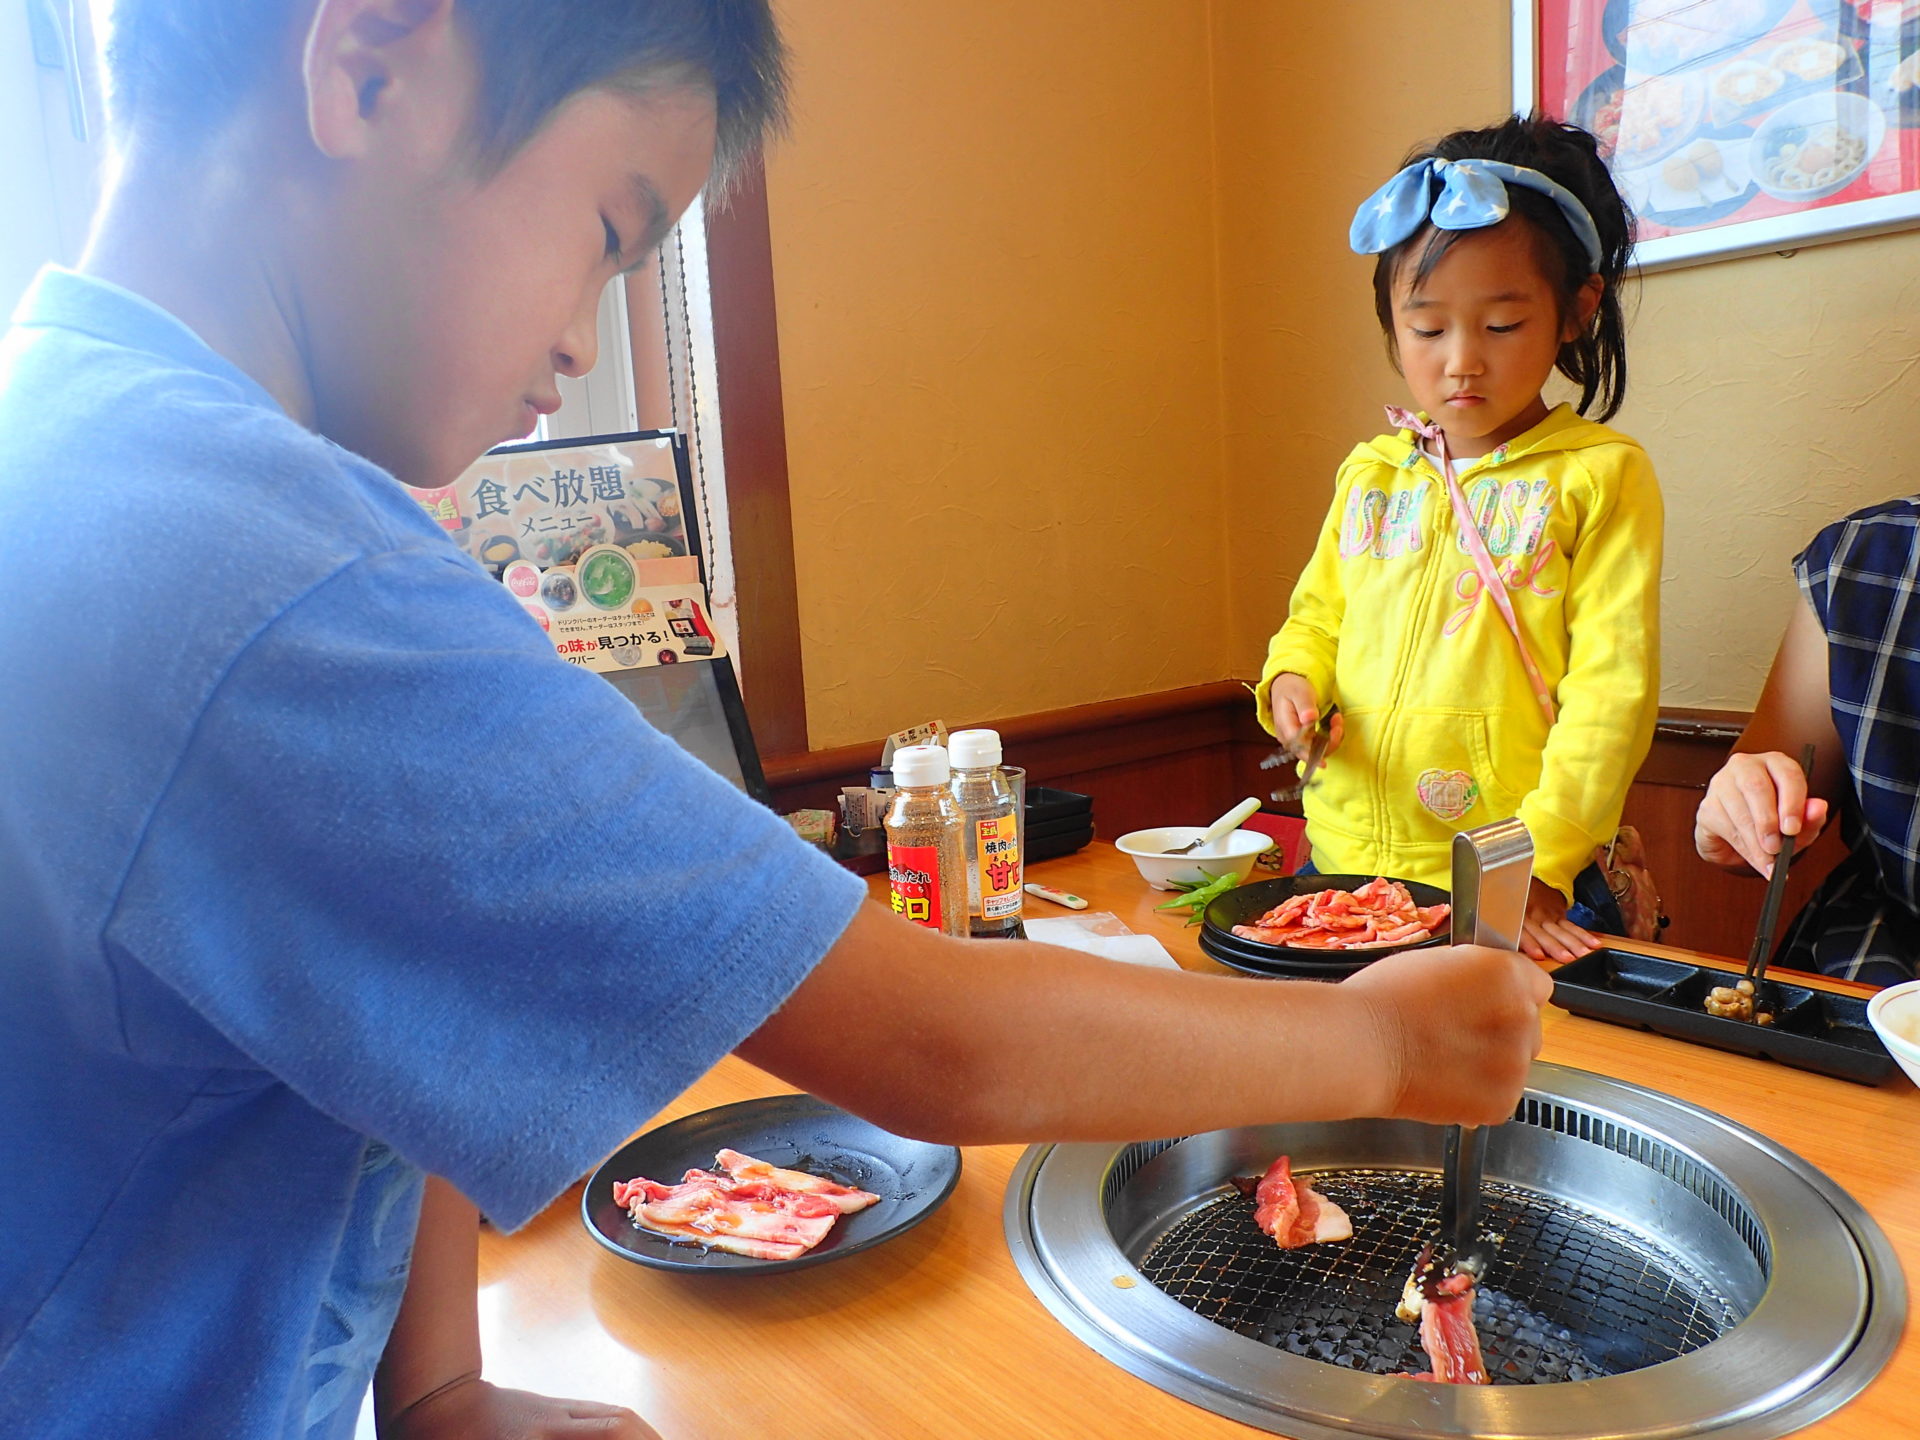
[0,2,1553,1436]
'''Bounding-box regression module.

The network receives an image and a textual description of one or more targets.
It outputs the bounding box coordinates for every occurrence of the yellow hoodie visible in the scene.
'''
[1256,404,1662,898]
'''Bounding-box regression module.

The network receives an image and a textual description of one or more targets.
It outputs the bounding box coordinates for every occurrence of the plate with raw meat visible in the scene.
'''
[582,1094,962,1272]
[1203,874,1452,963]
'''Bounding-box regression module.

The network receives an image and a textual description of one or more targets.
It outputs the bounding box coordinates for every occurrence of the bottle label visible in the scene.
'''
[888,842,946,930]
[974,815,1023,919]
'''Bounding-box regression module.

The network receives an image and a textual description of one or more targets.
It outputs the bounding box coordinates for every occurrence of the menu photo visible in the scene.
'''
[1521,0,1920,267]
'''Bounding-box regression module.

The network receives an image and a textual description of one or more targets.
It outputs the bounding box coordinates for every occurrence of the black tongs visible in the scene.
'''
[1432,819,1534,1281]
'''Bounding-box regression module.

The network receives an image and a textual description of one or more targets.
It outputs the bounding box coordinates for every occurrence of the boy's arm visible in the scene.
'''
[737,903,1551,1142]
[374,1177,657,1439]
[1256,467,1353,736]
[1695,593,1844,877]
[1514,450,1663,905]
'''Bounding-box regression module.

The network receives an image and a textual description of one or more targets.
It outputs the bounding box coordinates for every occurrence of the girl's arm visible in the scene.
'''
[1694,593,1843,878]
[1513,449,1664,945]
[373,1176,657,1438]
[1256,464,1353,738]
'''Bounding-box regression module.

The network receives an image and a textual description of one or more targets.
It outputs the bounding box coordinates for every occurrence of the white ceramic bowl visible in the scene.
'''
[1748,90,1887,204]
[1114,827,1271,891]
[1867,978,1920,1089]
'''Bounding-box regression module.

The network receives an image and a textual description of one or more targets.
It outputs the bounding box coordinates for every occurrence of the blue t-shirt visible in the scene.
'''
[0,269,866,1438]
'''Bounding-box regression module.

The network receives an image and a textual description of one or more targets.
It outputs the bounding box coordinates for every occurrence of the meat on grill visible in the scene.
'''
[1249,1154,1353,1248]
[1406,1270,1490,1384]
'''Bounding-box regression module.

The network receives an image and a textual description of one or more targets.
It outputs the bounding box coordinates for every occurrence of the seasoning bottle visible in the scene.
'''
[949,728,1023,937]
[885,744,969,937]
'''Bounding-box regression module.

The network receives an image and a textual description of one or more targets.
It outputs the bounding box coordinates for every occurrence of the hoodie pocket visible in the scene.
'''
[1387,709,1523,840]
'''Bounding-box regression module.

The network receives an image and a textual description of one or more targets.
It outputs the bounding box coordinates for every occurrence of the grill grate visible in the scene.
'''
[1135,1168,1742,1384]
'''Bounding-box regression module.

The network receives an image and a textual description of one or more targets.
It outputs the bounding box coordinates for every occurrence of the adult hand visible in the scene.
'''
[1695,750,1831,879]
[1518,877,1599,962]
[1343,943,1551,1126]
[1268,672,1344,758]
[383,1377,660,1440]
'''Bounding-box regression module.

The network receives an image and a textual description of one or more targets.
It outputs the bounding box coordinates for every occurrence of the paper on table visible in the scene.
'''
[1024,912,1181,971]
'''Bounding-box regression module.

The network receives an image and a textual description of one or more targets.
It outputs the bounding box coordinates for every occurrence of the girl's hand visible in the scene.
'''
[1269,673,1345,758]
[1518,878,1599,963]
[381,1376,660,1440]
[1695,751,1831,879]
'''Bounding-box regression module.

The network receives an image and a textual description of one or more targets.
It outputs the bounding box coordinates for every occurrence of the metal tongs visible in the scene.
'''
[1421,819,1534,1288]
[1261,704,1340,802]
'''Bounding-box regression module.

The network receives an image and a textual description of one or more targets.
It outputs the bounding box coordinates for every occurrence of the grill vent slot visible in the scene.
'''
[1516,1098,1772,1276]
[1103,1136,1186,1211]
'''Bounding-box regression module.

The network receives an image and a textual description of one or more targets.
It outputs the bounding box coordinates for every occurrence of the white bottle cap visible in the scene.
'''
[948,728,1002,770]
[891,743,951,788]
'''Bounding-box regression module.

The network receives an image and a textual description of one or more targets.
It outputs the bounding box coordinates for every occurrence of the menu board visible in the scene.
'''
[407,429,723,675]
[1524,0,1920,267]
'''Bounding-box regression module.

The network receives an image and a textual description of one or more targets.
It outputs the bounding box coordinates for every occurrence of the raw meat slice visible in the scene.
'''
[1231,877,1451,951]
[613,1150,881,1261]
[715,1148,881,1213]
[1251,1155,1353,1248]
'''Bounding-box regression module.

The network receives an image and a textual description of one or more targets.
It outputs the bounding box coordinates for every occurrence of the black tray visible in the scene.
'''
[1550,949,1896,1086]
[1203,874,1451,962]
[1023,785,1092,826]
[1026,822,1094,863]
[1024,811,1095,842]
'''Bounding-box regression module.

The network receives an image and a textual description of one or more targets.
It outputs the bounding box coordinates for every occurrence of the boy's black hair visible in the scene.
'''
[1371,112,1634,423]
[101,0,788,185]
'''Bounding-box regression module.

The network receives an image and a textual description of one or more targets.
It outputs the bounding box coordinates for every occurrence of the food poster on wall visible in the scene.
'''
[408,430,722,674]
[1535,0,1920,261]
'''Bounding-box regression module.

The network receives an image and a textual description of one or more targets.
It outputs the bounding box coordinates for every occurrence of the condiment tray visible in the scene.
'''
[1551,948,1896,1085]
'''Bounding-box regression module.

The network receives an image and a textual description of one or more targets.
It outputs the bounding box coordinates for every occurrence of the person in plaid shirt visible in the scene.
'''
[1695,498,1920,987]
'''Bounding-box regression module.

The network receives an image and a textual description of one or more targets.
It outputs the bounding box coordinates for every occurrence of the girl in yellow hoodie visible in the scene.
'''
[1260,114,1662,962]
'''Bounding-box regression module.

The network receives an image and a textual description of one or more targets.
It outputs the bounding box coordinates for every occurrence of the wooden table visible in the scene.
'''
[471,845,1916,1439]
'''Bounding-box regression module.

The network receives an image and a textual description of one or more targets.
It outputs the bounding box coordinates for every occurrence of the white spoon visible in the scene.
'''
[1160,796,1262,855]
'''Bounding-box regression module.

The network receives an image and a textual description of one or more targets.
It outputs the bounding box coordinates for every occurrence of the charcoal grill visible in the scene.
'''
[1003,1063,1901,1439]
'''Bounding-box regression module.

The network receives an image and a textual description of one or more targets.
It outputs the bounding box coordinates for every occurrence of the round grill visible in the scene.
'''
[1004,1063,1903,1440]
[1137,1169,1737,1384]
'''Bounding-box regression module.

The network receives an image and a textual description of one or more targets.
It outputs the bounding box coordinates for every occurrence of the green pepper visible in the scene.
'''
[1152,870,1242,926]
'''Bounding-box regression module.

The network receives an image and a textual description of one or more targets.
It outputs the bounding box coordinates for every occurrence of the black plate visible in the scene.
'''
[1199,926,1372,980]
[582,1094,961,1272]
[1551,948,1897,1085]
[1204,874,1451,961]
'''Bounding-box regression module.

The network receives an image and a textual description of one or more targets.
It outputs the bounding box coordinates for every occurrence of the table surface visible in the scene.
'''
[473,844,1916,1440]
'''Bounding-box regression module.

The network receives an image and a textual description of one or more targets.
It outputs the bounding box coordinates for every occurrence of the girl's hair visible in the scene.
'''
[1371,113,1635,423]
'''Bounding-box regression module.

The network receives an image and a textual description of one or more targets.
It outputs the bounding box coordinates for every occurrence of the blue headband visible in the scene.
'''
[1349,156,1605,272]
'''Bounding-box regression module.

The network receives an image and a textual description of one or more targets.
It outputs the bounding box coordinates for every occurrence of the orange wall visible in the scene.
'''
[763,1,1230,749]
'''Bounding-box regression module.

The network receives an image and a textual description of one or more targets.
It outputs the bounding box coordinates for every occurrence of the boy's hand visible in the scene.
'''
[1343,944,1550,1126]
[383,1377,660,1440]
[1518,878,1600,963]
[1695,751,1831,879]
[1268,673,1344,757]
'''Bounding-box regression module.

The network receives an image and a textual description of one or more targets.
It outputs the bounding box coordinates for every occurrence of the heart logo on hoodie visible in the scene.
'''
[1416,768,1480,822]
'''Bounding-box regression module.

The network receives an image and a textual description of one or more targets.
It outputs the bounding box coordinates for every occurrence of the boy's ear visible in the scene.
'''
[303,0,459,161]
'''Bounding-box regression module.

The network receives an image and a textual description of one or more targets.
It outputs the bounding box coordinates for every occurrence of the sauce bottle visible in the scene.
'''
[949,728,1023,937]
[884,744,968,936]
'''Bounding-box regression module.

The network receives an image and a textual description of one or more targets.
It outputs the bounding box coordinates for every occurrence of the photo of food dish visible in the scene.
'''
[1748,90,1886,200]
[1578,66,1705,169]
[1710,58,1785,110]
[577,544,638,612]
[1771,36,1851,83]
[1607,0,1797,72]
[538,568,579,612]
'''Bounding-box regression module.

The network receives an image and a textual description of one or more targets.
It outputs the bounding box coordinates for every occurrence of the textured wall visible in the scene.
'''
[762,2,1230,749]
[1208,0,1920,711]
